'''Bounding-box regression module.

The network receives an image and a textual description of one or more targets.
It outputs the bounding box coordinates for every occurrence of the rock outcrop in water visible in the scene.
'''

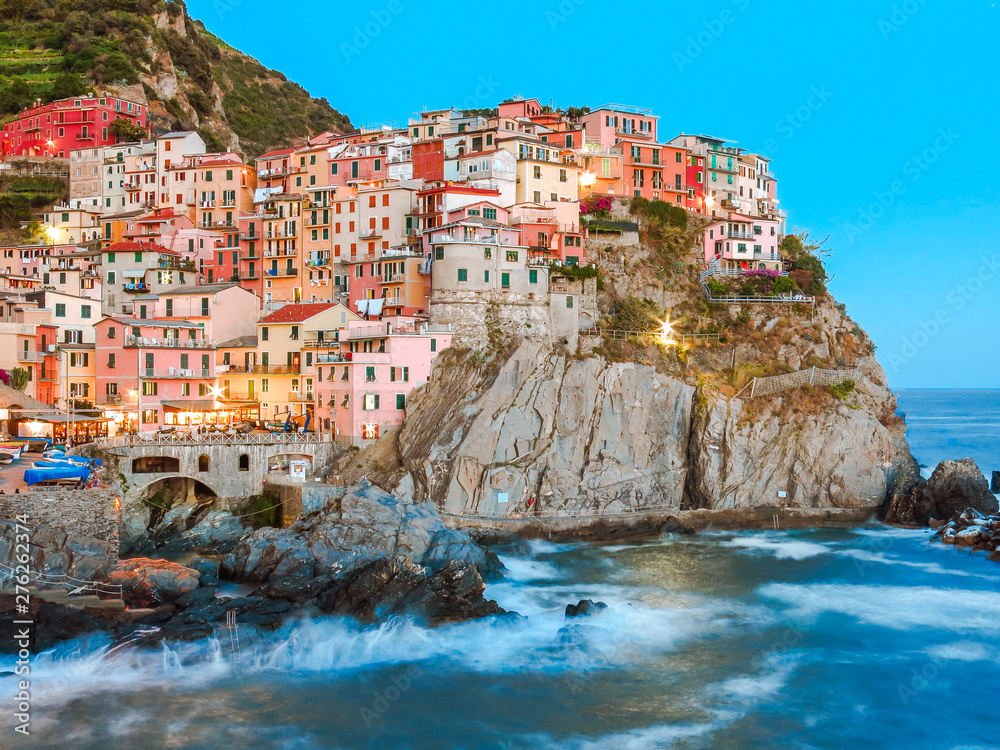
[388,341,918,519]
[885,458,999,525]
[934,507,1000,561]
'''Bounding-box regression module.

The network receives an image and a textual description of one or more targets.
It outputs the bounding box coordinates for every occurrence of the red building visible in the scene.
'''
[1,94,146,159]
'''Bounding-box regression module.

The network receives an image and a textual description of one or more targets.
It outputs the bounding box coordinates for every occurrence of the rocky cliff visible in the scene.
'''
[382,339,918,521]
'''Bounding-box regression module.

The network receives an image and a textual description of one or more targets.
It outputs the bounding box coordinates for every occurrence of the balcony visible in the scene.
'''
[315,353,348,364]
[123,282,150,293]
[257,166,304,180]
[202,221,236,229]
[225,364,300,375]
[96,393,123,405]
[158,259,196,272]
[125,335,216,349]
[287,392,314,403]
[360,229,382,240]
[263,248,297,258]
[17,351,40,363]
[141,368,215,379]
[75,132,96,141]
[239,232,259,241]
[264,230,295,238]
[721,199,742,210]
[124,183,141,192]
[727,231,754,240]
[264,268,298,277]
[305,258,329,267]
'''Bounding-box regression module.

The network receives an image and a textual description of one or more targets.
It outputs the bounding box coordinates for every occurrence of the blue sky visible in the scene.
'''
[188,0,999,388]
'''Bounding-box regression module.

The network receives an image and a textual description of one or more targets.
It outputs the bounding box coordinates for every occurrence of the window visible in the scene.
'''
[430,338,437,352]
[261,378,269,393]
[55,303,66,318]
[458,268,468,282]
[363,394,380,410]
[533,166,542,179]
[198,455,210,472]
[142,382,157,396]
[290,326,299,341]
[135,251,142,262]
[181,383,190,396]
[484,270,490,283]
[505,250,518,262]
[107,327,116,339]
[141,410,158,425]
[108,252,116,263]
[483,207,496,220]
[390,367,409,382]
[108,271,116,284]
[559,169,568,183]
[434,247,444,260]
[501,273,510,289]
[362,424,379,440]
[238,454,250,471]
[261,327,269,341]
[107,353,115,368]
[566,296,574,308]
[529,269,538,284]
[201,298,209,316]
[80,305,91,319]
[396,393,406,411]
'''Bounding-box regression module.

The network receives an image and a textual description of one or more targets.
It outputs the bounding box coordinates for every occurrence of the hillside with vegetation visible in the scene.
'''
[0,0,352,156]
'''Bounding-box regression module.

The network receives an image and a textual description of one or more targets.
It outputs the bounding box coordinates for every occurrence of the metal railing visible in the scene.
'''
[582,328,721,344]
[93,431,328,448]
[0,562,122,600]
[125,336,216,349]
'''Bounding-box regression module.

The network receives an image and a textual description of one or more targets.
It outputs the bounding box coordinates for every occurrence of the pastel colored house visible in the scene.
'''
[2,94,146,159]
[321,316,452,445]
[702,214,783,271]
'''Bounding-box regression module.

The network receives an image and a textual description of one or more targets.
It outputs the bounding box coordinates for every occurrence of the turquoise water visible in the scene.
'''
[3,392,998,749]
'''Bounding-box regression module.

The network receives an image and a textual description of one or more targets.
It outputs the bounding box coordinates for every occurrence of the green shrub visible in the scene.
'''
[706,279,726,297]
[773,277,794,294]
[610,296,660,332]
[829,379,856,400]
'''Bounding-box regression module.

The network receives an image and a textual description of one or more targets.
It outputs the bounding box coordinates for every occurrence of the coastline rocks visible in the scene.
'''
[106,558,201,608]
[219,482,506,626]
[565,599,607,618]
[0,521,115,581]
[934,508,1000,561]
[317,557,504,626]
[223,482,499,585]
[886,459,999,525]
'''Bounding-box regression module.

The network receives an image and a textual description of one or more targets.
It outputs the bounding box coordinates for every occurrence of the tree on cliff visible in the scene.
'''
[782,232,830,296]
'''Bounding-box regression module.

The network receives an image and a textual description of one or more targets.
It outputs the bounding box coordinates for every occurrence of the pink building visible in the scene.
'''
[315,316,452,445]
[702,214,783,271]
[94,317,220,432]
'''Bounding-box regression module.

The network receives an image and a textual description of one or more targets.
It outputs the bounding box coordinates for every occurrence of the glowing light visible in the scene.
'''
[657,317,677,348]
[704,195,715,208]
[128,389,138,397]
[208,385,225,398]
[579,172,597,188]
[114,496,122,513]
[46,139,55,147]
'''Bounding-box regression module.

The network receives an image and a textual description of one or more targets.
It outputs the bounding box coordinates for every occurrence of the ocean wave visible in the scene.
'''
[758,583,1000,633]
[722,534,833,560]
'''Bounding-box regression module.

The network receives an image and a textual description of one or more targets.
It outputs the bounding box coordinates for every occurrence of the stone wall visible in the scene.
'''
[265,480,344,525]
[0,489,119,581]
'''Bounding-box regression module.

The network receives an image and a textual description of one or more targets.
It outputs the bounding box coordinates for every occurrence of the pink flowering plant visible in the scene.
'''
[580,194,613,218]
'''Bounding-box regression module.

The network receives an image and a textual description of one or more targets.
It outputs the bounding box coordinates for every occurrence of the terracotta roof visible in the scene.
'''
[259,303,336,324]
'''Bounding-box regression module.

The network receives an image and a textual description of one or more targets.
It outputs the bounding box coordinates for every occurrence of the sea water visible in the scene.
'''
[2,391,997,749]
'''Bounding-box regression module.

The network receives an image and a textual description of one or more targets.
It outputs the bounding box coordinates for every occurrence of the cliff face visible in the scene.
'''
[397,343,694,517]
[390,343,919,520]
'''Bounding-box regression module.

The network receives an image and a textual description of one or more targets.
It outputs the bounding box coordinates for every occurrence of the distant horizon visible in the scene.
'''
[186,0,1000,389]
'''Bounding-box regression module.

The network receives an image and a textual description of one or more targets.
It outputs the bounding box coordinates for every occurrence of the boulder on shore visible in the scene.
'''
[106,558,200,608]
[885,459,998,525]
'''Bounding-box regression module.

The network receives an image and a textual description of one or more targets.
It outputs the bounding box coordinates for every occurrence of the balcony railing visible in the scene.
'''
[223,364,299,375]
[17,351,40,362]
[287,392,314,402]
[264,268,298,277]
[125,336,216,349]
[96,393,122,405]
[123,283,150,293]
[141,368,215,379]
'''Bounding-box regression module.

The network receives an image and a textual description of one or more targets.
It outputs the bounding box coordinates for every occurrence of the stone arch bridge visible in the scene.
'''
[83,432,337,505]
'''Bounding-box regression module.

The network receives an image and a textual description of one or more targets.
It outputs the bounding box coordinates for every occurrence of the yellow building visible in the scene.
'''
[497,134,579,206]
